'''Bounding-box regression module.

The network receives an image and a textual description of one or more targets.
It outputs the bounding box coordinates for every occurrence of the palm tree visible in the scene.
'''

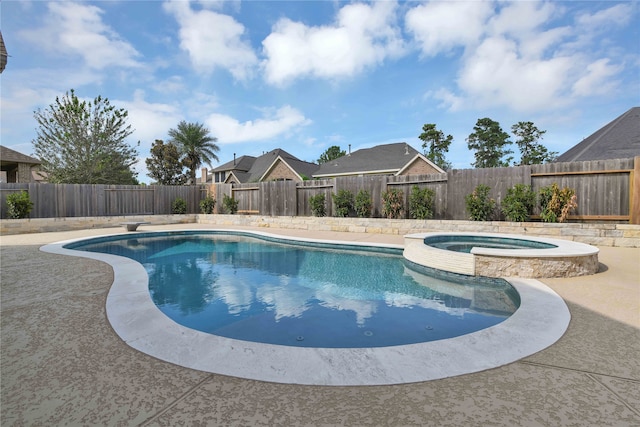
[168,121,220,184]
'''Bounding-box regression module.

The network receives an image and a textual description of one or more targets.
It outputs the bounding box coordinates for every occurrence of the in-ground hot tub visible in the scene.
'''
[404,232,599,278]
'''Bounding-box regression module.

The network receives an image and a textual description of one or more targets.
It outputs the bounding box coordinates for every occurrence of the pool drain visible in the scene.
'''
[364,331,373,336]
[296,336,304,341]
[425,325,433,330]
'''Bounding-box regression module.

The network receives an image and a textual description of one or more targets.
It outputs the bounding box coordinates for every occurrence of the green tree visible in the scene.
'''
[317,145,346,164]
[511,121,557,165]
[146,139,187,185]
[32,89,139,184]
[168,121,219,184]
[418,123,452,170]
[466,118,513,168]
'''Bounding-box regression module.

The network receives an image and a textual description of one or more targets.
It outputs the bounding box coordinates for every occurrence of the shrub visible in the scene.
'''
[354,189,373,218]
[171,197,187,214]
[408,185,435,220]
[309,193,326,217]
[222,194,239,214]
[465,184,496,221]
[501,184,536,222]
[199,195,216,214]
[539,183,577,223]
[382,188,404,219]
[6,190,33,219]
[332,189,354,217]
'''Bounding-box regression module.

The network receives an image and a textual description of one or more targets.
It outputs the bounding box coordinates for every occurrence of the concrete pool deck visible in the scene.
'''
[1,224,639,425]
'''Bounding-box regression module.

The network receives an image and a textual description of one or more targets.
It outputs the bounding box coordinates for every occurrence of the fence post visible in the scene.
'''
[631,156,640,224]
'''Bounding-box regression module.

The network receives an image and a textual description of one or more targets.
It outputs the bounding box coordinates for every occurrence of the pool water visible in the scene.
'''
[68,232,520,348]
[424,234,557,253]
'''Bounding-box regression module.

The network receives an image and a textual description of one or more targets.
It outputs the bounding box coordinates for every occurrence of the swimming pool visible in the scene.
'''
[43,229,571,385]
[65,231,519,348]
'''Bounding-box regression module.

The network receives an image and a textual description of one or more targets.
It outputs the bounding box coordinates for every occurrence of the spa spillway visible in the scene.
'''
[404,232,599,278]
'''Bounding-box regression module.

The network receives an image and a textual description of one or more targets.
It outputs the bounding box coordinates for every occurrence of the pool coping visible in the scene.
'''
[406,232,599,258]
[41,229,571,386]
[404,232,599,278]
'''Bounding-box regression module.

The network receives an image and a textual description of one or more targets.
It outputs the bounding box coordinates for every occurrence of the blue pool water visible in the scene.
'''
[424,234,557,253]
[67,231,520,348]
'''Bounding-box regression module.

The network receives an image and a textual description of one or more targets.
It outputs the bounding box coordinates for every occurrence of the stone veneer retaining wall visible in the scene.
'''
[2,214,639,248]
[474,254,600,278]
[0,215,198,235]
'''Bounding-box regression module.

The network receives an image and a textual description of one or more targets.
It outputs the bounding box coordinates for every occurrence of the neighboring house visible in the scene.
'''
[201,154,256,184]
[312,142,445,179]
[201,148,319,184]
[0,145,45,183]
[0,31,7,74]
[556,107,640,162]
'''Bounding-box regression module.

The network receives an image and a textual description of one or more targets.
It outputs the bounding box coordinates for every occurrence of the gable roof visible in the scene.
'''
[211,155,256,174]
[0,31,7,74]
[216,148,319,183]
[313,142,444,177]
[555,107,640,162]
[0,145,41,165]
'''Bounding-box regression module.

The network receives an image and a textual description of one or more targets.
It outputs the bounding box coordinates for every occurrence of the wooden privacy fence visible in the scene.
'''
[0,184,204,218]
[2,157,638,223]
[213,157,639,223]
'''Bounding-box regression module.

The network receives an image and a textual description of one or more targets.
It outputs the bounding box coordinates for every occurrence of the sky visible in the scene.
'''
[1,0,638,184]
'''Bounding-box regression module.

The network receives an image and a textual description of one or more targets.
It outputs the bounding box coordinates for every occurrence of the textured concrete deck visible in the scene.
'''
[1,224,639,426]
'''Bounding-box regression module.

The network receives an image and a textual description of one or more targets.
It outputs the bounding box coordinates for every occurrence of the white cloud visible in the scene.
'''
[429,88,465,112]
[418,1,629,113]
[20,2,141,70]
[405,1,493,56]
[488,2,557,38]
[163,0,257,80]
[152,76,186,94]
[262,1,405,86]
[116,90,182,149]
[206,106,311,144]
[576,3,634,28]
[572,59,622,97]
[455,36,575,112]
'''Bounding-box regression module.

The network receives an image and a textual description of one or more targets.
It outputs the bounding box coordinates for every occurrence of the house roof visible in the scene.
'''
[313,142,442,177]
[216,148,319,183]
[211,155,256,173]
[0,31,7,74]
[0,145,41,165]
[555,107,640,162]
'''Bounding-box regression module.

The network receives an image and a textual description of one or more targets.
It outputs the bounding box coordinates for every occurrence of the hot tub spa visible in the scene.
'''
[404,232,599,278]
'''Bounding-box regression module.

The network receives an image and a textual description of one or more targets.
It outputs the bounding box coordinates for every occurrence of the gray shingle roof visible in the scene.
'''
[555,107,640,162]
[0,31,7,74]
[0,145,41,165]
[213,148,319,183]
[313,142,421,177]
[211,155,256,173]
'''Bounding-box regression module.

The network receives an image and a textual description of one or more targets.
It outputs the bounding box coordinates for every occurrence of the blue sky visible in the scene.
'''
[1,0,638,183]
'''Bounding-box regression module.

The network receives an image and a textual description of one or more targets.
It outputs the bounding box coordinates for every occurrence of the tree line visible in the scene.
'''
[419,119,557,170]
[317,119,556,171]
[32,89,556,185]
[32,90,220,185]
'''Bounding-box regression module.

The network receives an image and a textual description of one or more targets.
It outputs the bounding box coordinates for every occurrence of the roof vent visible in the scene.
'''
[405,144,409,155]
[348,144,351,156]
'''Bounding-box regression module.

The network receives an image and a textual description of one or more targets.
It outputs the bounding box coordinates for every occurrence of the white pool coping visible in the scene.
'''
[41,229,571,386]
[406,232,599,258]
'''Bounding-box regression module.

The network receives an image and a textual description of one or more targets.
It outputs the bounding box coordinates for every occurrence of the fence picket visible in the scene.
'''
[1,158,636,222]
